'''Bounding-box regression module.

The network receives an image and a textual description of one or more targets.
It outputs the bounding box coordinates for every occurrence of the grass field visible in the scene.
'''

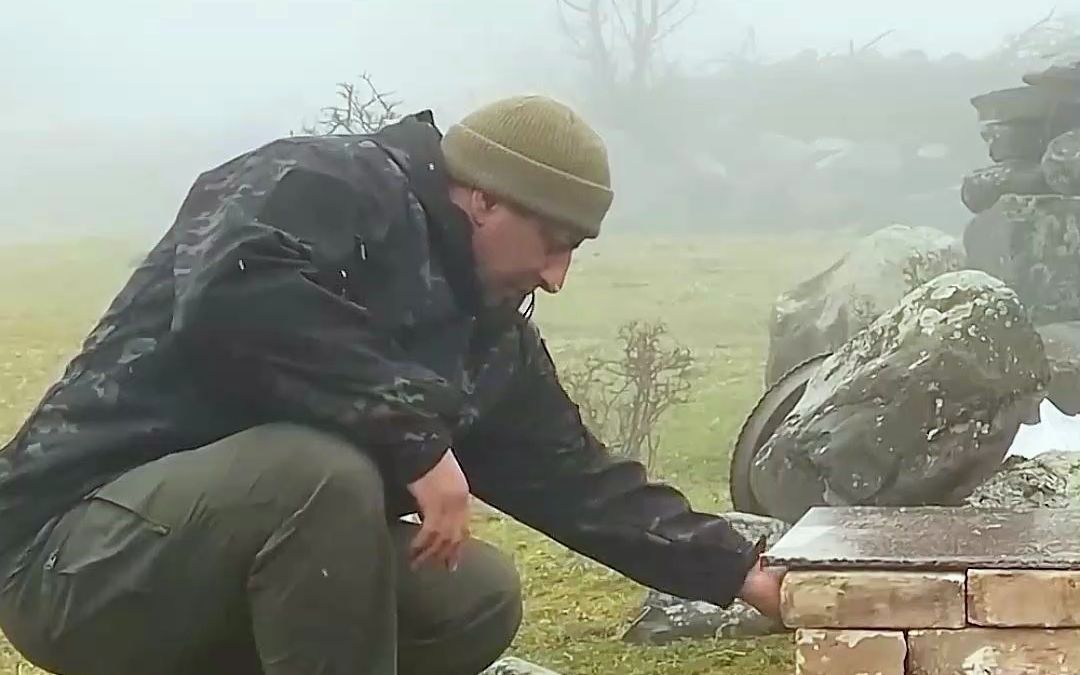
[0,231,851,674]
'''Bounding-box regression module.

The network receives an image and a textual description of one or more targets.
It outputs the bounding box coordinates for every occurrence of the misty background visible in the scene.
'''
[5,0,1080,243]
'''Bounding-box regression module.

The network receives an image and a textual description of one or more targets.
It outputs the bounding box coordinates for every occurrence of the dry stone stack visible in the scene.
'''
[963,62,1080,327]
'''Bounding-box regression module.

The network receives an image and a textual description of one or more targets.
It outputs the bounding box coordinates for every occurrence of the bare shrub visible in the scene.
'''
[562,320,694,472]
[297,73,401,136]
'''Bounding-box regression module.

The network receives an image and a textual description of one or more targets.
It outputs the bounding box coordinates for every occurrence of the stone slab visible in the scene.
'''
[781,570,965,629]
[969,569,1080,627]
[763,506,1080,570]
[908,628,1080,674]
[795,629,906,675]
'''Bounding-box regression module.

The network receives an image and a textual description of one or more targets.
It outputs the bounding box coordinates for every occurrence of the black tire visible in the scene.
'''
[729,354,830,518]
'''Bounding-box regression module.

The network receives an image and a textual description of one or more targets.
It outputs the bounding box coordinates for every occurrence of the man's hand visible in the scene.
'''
[407,449,471,571]
[737,559,786,619]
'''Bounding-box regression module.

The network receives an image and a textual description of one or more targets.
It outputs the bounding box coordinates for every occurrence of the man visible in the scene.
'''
[0,95,783,675]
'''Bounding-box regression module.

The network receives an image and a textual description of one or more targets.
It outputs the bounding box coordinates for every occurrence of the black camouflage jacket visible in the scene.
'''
[0,112,760,607]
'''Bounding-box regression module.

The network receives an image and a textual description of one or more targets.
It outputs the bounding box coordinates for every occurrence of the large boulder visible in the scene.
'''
[750,270,1051,524]
[622,513,791,644]
[764,224,965,386]
[964,194,1080,325]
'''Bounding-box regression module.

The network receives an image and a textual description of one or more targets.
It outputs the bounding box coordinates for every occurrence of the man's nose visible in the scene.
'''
[539,250,572,293]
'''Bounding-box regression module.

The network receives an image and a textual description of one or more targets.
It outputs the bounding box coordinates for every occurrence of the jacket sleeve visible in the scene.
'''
[455,324,763,608]
[169,139,458,484]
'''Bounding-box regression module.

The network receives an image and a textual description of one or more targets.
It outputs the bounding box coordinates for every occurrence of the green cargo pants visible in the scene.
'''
[0,423,523,675]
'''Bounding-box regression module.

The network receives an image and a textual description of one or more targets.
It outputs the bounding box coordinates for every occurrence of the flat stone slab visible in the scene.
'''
[762,506,1080,570]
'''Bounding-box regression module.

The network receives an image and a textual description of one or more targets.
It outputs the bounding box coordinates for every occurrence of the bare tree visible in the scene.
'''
[298,73,402,136]
[555,0,697,93]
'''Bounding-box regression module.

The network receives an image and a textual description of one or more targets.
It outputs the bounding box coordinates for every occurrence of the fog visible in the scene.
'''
[3,0,1078,240]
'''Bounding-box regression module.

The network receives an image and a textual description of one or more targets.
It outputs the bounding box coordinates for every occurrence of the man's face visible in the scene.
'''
[459,189,585,306]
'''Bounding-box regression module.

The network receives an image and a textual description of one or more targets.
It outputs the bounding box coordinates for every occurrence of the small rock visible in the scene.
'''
[622,513,791,644]
[481,657,562,675]
[623,597,782,644]
[966,450,1080,509]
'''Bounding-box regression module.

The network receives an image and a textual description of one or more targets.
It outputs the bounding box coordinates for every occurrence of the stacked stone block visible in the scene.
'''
[784,569,1080,673]
[767,507,1080,674]
[961,63,1080,216]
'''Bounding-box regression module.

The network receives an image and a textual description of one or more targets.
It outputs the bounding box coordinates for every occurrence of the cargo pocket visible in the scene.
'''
[47,473,173,578]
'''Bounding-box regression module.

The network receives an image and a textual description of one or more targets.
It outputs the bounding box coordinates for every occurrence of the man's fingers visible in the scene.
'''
[410,510,469,571]
[410,516,442,566]
[414,531,454,569]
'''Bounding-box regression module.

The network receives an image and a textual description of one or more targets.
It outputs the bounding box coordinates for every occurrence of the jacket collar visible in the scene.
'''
[372,111,488,318]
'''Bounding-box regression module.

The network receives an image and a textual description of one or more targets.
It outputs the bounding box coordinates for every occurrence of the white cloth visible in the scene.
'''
[1005,398,1080,459]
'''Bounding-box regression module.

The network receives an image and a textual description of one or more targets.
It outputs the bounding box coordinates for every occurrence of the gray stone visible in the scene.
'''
[623,596,782,644]
[965,454,1074,509]
[764,224,965,386]
[971,85,1080,125]
[981,120,1050,162]
[1037,322,1080,415]
[966,451,1080,510]
[481,657,562,675]
[751,270,1051,524]
[961,161,1049,214]
[622,513,792,644]
[964,194,1080,325]
[1043,128,1080,195]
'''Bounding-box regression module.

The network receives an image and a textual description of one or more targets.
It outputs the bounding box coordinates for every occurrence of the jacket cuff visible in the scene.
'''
[706,535,769,608]
[389,434,451,486]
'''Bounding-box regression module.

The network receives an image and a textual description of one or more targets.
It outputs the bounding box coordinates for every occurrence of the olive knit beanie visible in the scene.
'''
[441,95,614,239]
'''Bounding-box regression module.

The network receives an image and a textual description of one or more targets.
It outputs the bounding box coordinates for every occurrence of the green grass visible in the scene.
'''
[0,231,851,674]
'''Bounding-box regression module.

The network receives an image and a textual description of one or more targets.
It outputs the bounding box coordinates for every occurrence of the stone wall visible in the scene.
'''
[784,565,1080,673]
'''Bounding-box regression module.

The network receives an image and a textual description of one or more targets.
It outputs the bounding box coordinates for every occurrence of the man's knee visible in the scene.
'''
[455,537,523,639]
[394,524,523,673]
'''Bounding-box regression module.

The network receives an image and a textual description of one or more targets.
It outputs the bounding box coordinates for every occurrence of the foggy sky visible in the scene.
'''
[3,0,1076,239]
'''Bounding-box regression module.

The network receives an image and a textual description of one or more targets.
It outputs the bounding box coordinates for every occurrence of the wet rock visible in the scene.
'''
[965,454,1072,508]
[1037,322,1080,415]
[624,595,781,644]
[622,513,791,644]
[971,85,1080,126]
[481,657,561,675]
[765,224,965,386]
[1023,60,1080,89]
[966,451,1080,509]
[961,161,1049,214]
[751,270,1051,524]
[981,120,1050,162]
[1043,128,1080,195]
[964,194,1080,325]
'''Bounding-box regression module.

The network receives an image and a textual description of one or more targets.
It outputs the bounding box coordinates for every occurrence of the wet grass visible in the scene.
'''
[0,230,850,674]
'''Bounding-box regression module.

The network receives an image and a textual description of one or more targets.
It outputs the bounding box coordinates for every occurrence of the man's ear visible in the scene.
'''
[471,189,499,227]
